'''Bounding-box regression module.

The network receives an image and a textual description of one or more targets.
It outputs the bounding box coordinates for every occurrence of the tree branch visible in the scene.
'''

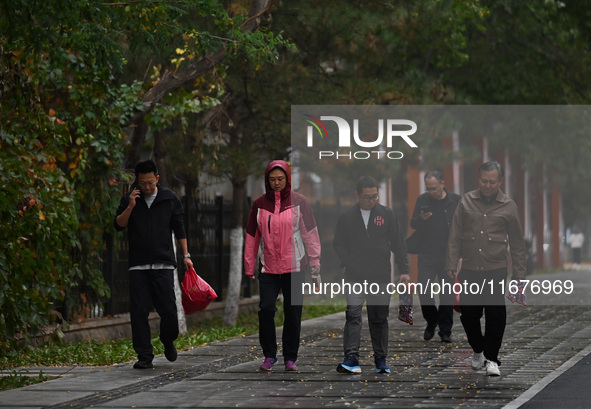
[122,0,273,127]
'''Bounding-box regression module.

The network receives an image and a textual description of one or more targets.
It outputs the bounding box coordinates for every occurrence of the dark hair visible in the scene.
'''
[356,176,378,193]
[135,160,158,177]
[424,170,443,183]
[478,161,504,180]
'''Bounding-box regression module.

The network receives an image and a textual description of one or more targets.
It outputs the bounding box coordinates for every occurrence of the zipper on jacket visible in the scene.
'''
[268,215,272,234]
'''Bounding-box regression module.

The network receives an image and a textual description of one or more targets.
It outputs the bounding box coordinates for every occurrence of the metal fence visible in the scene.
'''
[58,195,341,322]
[95,195,236,319]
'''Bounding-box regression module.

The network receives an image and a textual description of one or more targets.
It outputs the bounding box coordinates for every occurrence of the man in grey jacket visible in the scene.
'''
[446,161,526,377]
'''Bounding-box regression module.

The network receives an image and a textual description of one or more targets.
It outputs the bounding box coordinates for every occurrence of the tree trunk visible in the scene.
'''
[223,179,247,326]
[173,233,187,335]
[153,129,169,186]
[125,117,148,170]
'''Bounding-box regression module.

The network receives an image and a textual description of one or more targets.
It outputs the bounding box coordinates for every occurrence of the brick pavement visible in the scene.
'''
[1,270,591,409]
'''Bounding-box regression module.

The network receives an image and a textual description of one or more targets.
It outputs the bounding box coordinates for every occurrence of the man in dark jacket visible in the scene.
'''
[409,171,460,343]
[334,176,409,374]
[115,160,193,369]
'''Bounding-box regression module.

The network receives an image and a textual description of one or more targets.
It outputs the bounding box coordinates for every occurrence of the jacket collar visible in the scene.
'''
[467,189,508,204]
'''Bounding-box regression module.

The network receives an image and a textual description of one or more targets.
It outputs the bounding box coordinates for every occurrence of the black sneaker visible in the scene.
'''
[133,360,154,369]
[423,324,437,341]
[164,343,178,362]
[440,334,452,343]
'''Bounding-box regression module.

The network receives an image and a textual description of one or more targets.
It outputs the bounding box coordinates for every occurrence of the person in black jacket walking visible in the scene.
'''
[409,171,460,343]
[115,160,193,370]
[334,176,409,374]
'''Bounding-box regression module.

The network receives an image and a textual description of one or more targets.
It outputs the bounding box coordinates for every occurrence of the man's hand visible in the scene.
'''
[115,188,140,228]
[183,257,193,270]
[398,274,411,284]
[447,270,457,280]
[420,210,433,220]
[128,188,140,209]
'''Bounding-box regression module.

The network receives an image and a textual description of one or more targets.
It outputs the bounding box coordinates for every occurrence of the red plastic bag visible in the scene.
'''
[181,267,217,315]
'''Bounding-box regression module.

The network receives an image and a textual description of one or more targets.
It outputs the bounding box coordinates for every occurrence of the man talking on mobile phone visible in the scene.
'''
[410,171,460,343]
[114,160,193,370]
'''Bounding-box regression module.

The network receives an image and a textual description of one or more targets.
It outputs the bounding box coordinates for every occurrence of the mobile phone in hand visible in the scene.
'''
[420,205,430,213]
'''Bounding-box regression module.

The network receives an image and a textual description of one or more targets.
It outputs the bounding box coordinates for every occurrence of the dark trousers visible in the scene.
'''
[343,289,391,358]
[573,248,582,264]
[417,254,454,337]
[129,269,179,362]
[459,269,507,364]
[258,272,304,362]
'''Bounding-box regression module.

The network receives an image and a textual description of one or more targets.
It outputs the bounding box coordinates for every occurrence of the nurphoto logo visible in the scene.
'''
[303,114,419,160]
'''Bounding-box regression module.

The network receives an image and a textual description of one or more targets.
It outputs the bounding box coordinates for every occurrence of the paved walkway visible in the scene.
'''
[2,269,591,408]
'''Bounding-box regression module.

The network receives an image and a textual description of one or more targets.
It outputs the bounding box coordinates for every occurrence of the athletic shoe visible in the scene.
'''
[486,360,501,376]
[374,356,391,374]
[259,357,277,371]
[337,354,362,374]
[285,360,298,371]
[471,352,485,370]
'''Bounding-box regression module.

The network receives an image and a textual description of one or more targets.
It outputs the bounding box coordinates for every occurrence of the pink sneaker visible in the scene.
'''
[285,360,298,371]
[259,357,277,371]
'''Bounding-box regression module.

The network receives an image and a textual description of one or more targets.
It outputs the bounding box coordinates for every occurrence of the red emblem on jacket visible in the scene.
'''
[374,216,384,226]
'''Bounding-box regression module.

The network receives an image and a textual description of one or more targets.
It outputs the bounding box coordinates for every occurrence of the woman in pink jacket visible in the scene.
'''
[244,160,321,372]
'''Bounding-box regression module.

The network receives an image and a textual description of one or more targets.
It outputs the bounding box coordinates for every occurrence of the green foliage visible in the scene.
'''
[0,302,346,390]
[0,369,49,392]
[0,0,288,355]
[0,57,84,349]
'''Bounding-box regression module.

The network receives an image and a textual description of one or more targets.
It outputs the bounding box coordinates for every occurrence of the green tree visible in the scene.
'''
[0,0,288,353]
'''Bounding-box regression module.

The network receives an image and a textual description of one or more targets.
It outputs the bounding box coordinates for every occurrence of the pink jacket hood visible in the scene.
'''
[264,160,291,202]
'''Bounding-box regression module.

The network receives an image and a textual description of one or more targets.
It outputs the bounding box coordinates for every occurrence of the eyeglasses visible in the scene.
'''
[361,194,379,202]
[138,181,157,187]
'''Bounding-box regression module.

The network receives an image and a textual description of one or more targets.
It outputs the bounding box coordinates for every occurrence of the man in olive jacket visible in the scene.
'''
[446,161,526,377]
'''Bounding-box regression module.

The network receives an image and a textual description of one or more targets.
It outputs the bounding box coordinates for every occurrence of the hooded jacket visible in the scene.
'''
[114,185,186,268]
[244,160,321,276]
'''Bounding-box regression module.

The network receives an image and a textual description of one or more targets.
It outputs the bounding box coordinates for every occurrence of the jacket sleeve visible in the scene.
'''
[244,205,261,277]
[113,194,129,232]
[300,199,321,267]
[389,211,409,278]
[170,195,187,240]
[409,194,426,230]
[445,198,464,271]
[507,208,527,280]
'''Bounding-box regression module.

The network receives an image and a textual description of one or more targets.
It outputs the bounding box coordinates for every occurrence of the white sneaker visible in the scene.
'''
[471,352,485,370]
[486,360,501,376]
